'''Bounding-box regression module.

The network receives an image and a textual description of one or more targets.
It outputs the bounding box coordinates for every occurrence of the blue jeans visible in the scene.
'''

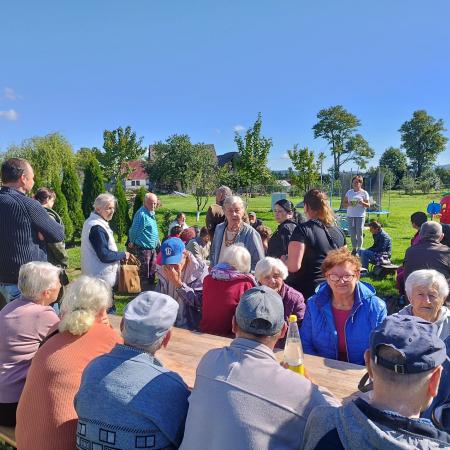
[359,249,376,269]
[0,283,21,304]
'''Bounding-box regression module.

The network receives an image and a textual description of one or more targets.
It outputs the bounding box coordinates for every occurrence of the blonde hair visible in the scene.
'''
[304,189,334,226]
[59,276,112,336]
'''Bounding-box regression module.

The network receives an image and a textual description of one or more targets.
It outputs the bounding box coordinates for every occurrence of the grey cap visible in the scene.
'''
[122,291,179,346]
[236,286,284,336]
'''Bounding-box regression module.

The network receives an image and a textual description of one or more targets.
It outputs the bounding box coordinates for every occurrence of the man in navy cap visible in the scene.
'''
[180,286,338,450]
[303,315,450,450]
[74,292,190,450]
[156,237,208,330]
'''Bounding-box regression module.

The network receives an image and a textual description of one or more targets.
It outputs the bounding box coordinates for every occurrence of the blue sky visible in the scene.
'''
[1,0,450,171]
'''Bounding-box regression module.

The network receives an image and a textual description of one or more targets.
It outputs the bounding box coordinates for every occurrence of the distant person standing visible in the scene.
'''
[128,193,160,290]
[248,212,263,229]
[343,175,370,254]
[206,186,232,240]
[0,158,65,303]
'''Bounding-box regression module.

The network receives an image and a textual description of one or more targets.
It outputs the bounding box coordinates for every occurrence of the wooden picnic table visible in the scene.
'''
[108,315,366,402]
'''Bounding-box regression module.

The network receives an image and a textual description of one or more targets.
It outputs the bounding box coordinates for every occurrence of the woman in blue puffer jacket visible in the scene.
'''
[300,247,387,365]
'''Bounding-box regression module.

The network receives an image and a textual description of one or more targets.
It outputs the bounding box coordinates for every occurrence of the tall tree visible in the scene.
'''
[82,158,105,218]
[51,176,73,241]
[110,179,130,243]
[6,133,74,189]
[61,163,85,241]
[100,126,145,181]
[288,145,319,194]
[235,113,273,193]
[379,147,408,187]
[132,186,147,218]
[313,105,373,179]
[399,110,448,178]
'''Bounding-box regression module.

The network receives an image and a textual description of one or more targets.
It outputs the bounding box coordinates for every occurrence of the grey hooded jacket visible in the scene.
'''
[302,398,450,450]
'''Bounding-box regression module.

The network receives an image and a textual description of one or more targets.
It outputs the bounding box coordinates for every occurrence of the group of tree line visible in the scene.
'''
[0,105,447,242]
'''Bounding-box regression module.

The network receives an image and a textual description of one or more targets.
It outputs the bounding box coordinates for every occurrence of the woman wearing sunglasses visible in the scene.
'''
[300,247,386,365]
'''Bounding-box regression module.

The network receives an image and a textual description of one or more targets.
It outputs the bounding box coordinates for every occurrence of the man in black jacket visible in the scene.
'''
[0,158,64,304]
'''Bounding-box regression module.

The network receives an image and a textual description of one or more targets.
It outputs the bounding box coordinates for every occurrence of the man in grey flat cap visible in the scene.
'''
[180,286,338,450]
[74,292,190,450]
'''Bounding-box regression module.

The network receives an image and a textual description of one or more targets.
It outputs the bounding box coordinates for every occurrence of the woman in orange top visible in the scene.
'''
[16,276,122,450]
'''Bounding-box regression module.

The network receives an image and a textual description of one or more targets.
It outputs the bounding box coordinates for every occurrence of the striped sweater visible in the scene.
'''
[0,187,65,283]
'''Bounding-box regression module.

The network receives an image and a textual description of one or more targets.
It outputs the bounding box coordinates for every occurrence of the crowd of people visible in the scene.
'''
[2,158,450,449]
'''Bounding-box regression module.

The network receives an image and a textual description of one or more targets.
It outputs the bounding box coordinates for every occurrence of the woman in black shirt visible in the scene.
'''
[267,199,298,259]
[284,189,346,300]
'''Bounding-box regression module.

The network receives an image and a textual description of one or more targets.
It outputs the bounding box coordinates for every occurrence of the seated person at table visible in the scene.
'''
[169,212,189,234]
[16,276,122,450]
[254,256,305,347]
[0,262,60,426]
[404,222,450,294]
[303,315,450,450]
[300,248,386,365]
[156,237,208,331]
[200,244,256,336]
[358,221,392,269]
[75,292,190,449]
[180,286,338,450]
[185,226,211,261]
[398,269,450,340]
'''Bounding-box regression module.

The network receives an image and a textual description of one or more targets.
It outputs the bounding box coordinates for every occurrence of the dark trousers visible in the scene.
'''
[0,402,18,426]
[133,247,157,291]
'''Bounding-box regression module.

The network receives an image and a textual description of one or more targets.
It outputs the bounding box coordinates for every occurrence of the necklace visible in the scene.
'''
[225,226,241,247]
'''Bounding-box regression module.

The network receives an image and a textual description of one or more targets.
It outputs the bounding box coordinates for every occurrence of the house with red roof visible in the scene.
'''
[123,160,149,190]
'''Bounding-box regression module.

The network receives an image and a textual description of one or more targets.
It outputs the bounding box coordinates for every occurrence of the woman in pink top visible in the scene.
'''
[0,262,61,426]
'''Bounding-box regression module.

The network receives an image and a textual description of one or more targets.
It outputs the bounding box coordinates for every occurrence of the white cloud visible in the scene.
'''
[233,124,245,133]
[280,152,290,160]
[0,109,19,121]
[4,87,21,101]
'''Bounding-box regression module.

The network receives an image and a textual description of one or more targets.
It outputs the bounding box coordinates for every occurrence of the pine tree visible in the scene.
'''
[132,186,147,219]
[51,176,73,241]
[111,179,130,243]
[82,158,105,218]
[61,163,84,241]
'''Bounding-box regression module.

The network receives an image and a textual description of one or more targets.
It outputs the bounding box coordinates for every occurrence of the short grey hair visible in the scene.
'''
[420,221,443,242]
[59,276,112,336]
[219,244,251,273]
[405,269,449,301]
[223,195,245,211]
[217,186,232,197]
[126,335,166,355]
[255,257,289,282]
[18,262,61,301]
[93,193,116,210]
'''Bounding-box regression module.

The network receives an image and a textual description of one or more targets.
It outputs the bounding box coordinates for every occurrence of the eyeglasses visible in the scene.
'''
[327,273,356,283]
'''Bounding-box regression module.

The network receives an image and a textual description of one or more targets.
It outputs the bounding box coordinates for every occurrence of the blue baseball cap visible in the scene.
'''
[122,291,179,346]
[236,286,284,336]
[160,237,185,264]
[370,315,446,374]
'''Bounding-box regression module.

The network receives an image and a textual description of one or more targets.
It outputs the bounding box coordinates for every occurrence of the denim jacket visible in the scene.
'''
[300,281,387,365]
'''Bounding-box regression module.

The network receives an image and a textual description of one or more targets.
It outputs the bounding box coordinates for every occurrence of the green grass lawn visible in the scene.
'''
[66,190,443,312]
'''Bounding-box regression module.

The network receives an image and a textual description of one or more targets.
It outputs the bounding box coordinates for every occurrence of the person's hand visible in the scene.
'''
[163,266,182,288]
[37,231,45,241]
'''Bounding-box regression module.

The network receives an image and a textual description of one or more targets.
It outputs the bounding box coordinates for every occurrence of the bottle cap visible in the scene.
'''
[288,315,297,322]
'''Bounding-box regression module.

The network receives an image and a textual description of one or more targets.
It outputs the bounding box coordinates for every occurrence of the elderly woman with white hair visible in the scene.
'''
[16,276,122,450]
[210,195,265,271]
[0,262,61,426]
[255,257,306,346]
[81,192,130,289]
[200,244,256,336]
[398,269,450,340]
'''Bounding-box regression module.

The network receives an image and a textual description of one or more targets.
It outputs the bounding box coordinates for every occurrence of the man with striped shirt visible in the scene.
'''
[0,158,65,304]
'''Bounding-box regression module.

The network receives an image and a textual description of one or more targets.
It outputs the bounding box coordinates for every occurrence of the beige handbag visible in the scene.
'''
[118,254,141,294]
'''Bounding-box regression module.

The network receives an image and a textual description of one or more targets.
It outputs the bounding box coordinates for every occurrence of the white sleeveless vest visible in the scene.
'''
[81,212,119,287]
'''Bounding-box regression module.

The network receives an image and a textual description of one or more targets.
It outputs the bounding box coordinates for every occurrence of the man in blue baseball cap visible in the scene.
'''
[155,237,208,330]
[74,292,190,449]
[303,315,450,449]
